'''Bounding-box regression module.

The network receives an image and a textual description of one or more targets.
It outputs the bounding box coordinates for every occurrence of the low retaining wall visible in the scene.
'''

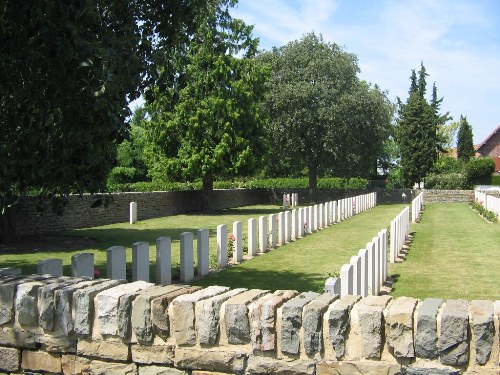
[424,189,474,203]
[7,188,413,237]
[0,276,498,374]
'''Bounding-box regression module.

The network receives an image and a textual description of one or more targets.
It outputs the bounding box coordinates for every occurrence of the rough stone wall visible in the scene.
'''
[0,275,498,375]
[424,189,475,203]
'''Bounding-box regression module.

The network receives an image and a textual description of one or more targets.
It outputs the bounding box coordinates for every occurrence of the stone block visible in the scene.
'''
[90,359,137,374]
[37,259,63,277]
[132,285,188,345]
[0,268,21,276]
[439,299,469,366]
[303,293,338,356]
[415,298,443,359]
[96,280,153,337]
[171,286,229,346]
[15,280,45,327]
[131,344,175,365]
[196,288,246,346]
[355,295,392,359]
[246,355,315,375]
[401,365,462,375]
[38,334,77,353]
[151,286,202,342]
[139,365,188,375]
[61,354,91,375]
[0,346,20,371]
[470,300,494,365]
[77,338,130,361]
[223,289,269,345]
[317,360,401,375]
[174,348,246,374]
[71,253,94,279]
[386,296,418,359]
[327,295,361,359]
[0,327,37,348]
[21,350,61,374]
[73,279,125,337]
[250,290,298,352]
[280,291,319,355]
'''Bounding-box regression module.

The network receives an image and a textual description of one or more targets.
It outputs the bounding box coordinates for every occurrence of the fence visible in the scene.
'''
[475,190,500,218]
[4,193,377,284]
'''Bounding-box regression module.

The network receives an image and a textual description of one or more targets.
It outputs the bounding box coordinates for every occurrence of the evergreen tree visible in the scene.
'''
[457,115,475,162]
[395,63,449,186]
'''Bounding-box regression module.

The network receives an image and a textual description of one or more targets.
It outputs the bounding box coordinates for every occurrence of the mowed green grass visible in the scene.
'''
[191,204,406,292]
[389,203,500,300]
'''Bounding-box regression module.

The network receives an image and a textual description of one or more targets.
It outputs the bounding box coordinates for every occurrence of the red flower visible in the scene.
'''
[94,268,101,278]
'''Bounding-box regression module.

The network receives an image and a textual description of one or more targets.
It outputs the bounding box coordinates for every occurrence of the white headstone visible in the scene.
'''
[37,259,63,277]
[291,209,298,241]
[180,232,194,282]
[269,214,277,248]
[107,246,126,280]
[248,218,257,257]
[307,206,313,234]
[233,221,243,262]
[155,236,171,285]
[217,224,228,268]
[130,202,137,224]
[325,277,341,295]
[350,255,361,296]
[258,216,268,253]
[197,229,210,276]
[357,248,368,297]
[340,263,353,297]
[132,241,149,282]
[71,253,94,279]
[278,212,285,245]
[366,242,376,295]
[284,210,291,243]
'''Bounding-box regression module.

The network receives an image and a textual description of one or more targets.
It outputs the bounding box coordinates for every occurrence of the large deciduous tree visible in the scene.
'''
[456,115,475,162]
[261,33,393,190]
[141,1,268,209]
[0,0,217,240]
[395,63,450,186]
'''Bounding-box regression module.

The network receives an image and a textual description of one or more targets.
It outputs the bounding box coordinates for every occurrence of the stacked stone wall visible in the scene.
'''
[424,190,474,203]
[0,276,498,374]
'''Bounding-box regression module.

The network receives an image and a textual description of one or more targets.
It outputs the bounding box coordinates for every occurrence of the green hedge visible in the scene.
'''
[425,173,468,190]
[108,177,368,192]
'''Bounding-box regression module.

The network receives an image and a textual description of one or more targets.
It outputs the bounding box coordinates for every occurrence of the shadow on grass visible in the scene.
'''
[190,266,325,293]
[192,207,283,217]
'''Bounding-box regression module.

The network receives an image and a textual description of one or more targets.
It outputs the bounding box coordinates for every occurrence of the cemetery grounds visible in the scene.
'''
[0,202,498,301]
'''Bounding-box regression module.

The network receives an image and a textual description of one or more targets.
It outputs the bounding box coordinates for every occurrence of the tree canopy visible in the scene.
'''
[138,1,268,208]
[456,115,475,162]
[395,63,450,186]
[260,33,393,190]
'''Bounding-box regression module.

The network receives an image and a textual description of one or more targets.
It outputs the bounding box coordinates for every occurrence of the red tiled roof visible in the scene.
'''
[477,124,500,152]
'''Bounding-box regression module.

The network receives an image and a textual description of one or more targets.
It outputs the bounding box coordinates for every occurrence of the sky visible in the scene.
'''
[230,0,500,145]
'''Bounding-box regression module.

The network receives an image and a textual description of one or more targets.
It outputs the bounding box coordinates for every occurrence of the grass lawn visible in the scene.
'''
[191,204,406,292]
[389,203,500,301]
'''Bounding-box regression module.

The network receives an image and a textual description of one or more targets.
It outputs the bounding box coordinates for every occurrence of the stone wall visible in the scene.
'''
[424,189,475,203]
[0,276,497,374]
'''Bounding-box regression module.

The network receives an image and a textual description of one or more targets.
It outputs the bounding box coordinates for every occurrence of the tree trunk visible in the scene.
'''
[308,165,318,203]
[0,209,14,243]
[201,174,214,212]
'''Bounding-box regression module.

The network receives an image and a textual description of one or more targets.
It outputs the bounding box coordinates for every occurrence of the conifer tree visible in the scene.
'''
[457,115,475,162]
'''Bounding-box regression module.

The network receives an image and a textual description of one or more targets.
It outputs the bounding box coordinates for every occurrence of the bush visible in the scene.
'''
[433,156,463,174]
[107,166,140,186]
[425,173,467,189]
[464,157,495,185]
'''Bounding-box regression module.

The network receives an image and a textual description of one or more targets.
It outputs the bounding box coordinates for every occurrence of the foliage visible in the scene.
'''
[260,32,393,188]
[425,173,467,190]
[456,115,475,162]
[0,0,216,240]
[140,2,267,209]
[386,167,404,189]
[395,63,451,187]
[469,201,498,223]
[464,157,495,185]
[491,175,500,186]
[437,120,460,152]
[432,155,464,174]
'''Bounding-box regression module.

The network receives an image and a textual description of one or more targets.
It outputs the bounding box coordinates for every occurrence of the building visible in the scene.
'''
[476,124,500,172]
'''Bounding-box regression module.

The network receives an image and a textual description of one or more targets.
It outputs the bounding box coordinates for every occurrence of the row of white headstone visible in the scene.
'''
[475,190,500,218]
[411,192,424,223]
[325,229,388,298]
[282,193,299,209]
[32,193,377,284]
[389,206,410,263]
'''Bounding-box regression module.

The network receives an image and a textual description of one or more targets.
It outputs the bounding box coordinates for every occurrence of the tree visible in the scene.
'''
[0,0,219,241]
[456,115,475,162]
[261,33,363,190]
[395,63,449,186]
[141,1,268,209]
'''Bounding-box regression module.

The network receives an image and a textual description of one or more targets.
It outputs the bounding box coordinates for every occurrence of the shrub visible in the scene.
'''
[464,157,495,185]
[425,173,467,190]
[433,156,463,174]
[107,166,140,186]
